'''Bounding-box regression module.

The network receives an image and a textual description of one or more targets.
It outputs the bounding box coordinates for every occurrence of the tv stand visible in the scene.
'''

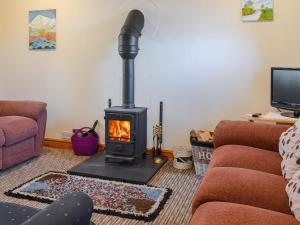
[281,111,300,119]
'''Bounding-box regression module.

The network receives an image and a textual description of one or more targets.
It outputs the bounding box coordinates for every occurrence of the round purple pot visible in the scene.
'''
[71,127,99,156]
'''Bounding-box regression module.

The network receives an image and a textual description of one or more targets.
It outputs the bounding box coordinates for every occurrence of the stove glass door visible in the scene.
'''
[108,119,131,143]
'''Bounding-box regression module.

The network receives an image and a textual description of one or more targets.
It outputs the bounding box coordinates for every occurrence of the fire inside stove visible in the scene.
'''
[108,120,131,142]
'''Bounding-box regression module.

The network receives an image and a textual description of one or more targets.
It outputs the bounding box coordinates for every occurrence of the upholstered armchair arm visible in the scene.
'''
[214,120,290,152]
[21,193,94,225]
[34,109,47,156]
[0,101,47,155]
[0,100,47,121]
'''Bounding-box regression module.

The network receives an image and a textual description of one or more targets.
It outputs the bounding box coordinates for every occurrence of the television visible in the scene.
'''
[271,67,300,118]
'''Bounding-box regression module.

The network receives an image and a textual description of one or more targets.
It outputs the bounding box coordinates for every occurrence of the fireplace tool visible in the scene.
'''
[152,101,164,164]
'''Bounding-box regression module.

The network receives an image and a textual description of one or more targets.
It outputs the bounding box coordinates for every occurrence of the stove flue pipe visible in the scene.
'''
[119,10,144,109]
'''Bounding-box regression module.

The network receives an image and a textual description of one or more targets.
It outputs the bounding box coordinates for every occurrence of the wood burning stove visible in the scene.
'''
[68,10,167,183]
[104,10,147,163]
[105,107,147,163]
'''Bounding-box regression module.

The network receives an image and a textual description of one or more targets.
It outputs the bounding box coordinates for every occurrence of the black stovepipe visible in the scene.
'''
[118,9,144,108]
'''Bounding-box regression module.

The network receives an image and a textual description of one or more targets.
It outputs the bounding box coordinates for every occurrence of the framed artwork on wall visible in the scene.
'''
[29,9,56,50]
[242,0,273,22]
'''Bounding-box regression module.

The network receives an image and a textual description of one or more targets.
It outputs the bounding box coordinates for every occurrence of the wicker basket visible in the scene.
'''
[173,146,193,170]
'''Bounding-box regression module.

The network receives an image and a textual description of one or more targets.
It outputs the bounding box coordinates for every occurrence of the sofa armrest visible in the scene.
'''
[0,101,47,121]
[34,109,47,156]
[214,120,290,152]
[21,192,94,225]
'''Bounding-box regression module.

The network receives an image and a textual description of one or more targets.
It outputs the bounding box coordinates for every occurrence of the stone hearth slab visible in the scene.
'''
[67,152,168,184]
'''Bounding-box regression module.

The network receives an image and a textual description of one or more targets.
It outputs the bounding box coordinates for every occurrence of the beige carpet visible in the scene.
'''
[0,148,201,225]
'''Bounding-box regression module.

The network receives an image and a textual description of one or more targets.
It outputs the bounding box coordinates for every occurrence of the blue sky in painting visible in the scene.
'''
[242,0,273,8]
[29,9,56,23]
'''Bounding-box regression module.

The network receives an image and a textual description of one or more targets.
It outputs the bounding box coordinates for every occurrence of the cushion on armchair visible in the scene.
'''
[0,116,38,147]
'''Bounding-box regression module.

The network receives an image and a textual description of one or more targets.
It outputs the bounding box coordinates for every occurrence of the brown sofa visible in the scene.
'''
[191,120,300,225]
[0,100,47,169]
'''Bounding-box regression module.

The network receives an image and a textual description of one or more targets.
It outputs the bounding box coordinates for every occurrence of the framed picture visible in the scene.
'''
[29,9,56,50]
[242,0,273,22]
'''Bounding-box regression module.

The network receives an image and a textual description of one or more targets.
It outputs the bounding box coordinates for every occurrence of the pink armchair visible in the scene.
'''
[0,101,47,169]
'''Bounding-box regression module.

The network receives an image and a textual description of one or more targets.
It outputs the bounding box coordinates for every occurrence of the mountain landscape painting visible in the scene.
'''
[242,0,273,22]
[29,9,56,50]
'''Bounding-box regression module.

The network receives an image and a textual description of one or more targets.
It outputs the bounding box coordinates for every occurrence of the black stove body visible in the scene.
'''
[104,10,147,163]
[104,107,147,162]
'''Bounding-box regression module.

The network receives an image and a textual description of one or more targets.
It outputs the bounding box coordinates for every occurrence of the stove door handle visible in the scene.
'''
[132,132,136,142]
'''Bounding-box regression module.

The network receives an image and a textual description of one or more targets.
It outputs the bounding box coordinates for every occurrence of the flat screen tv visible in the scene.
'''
[271,67,300,118]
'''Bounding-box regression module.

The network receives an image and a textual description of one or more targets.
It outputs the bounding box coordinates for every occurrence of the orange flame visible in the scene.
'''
[108,120,130,142]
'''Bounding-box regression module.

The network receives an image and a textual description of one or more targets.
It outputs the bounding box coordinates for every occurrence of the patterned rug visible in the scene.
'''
[5,171,172,222]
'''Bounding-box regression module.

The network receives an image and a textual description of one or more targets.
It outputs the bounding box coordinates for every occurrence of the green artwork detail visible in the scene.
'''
[242,0,273,22]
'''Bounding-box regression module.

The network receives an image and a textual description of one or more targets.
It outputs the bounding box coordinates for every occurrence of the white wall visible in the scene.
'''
[1,0,300,149]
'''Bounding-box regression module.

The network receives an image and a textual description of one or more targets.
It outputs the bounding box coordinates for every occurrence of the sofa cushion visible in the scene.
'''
[279,122,300,180]
[0,116,38,147]
[192,167,291,215]
[286,169,300,222]
[214,120,290,152]
[191,202,299,225]
[0,202,39,225]
[209,145,282,175]
[21,192,94,225]
[279,124,299,158]
[281,151,300,181]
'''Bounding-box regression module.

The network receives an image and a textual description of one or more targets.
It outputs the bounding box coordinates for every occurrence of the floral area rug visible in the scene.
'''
[5,171,172,222]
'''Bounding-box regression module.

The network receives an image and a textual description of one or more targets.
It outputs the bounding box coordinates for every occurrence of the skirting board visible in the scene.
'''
[43,138,174,159]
